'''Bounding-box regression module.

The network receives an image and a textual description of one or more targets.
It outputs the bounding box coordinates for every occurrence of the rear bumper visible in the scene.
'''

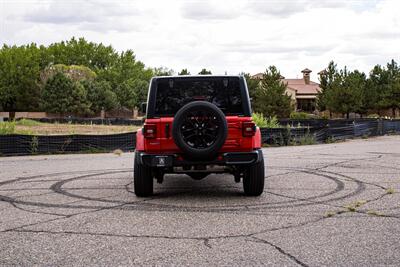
[138,150,262,168]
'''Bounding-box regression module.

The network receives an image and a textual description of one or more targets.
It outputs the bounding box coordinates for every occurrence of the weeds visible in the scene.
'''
[344,205,356,212]
[113,149,123,156]
[0,121,15,134]
[30,136,39,154]
[325,136,336,144]
[367,210,383,216]
[386,188,395,194]
[324,211,337,218]
[252,113,280,128]
[299,128,316,145]
[15,119,41,126]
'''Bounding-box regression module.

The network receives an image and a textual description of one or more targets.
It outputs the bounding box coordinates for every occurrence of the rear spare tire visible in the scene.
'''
[172,101,227,160]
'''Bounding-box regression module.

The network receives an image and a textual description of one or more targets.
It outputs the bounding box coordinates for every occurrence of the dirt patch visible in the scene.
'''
[15,123,141,135]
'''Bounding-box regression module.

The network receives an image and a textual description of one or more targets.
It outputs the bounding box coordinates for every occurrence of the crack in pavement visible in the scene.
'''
[249,236,309,267]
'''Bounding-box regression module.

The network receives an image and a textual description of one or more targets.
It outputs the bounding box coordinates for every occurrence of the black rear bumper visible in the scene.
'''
[139,150,262,168]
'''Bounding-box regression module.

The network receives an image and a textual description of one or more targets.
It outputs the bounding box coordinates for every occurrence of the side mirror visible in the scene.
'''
[141,102,147,113]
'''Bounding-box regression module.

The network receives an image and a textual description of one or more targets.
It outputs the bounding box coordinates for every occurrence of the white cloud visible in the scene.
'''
[1,0,399,80]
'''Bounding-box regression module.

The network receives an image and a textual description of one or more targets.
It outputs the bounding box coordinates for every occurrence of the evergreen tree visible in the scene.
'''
[41,73,90,115]
[254,66,292,118]
[198,68,212,75]
[178,68,190,75]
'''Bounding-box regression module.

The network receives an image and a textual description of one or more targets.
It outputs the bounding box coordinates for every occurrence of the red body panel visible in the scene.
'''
[137,116,261,154]
[135,129,145,151]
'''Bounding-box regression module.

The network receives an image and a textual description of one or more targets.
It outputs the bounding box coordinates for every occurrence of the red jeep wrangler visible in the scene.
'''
[134,75,264,196]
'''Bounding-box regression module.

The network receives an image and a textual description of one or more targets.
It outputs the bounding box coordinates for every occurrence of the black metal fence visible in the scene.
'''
[261,119,399,145]
[0,133,135,156]
[1,119,399,156]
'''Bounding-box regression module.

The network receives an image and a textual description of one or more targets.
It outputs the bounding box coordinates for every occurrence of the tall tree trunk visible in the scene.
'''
[346,112,350,119]
[9,111,15,120]
[392,107,396,118]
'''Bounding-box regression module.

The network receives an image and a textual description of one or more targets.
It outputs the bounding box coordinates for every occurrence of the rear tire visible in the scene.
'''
[243,150,265,196]
[134,152,153,197]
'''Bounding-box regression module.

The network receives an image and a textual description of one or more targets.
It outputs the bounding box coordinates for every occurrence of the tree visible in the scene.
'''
[0,44,41,114]
[81,80,119,113]
[41,73,90,115]
[198,68,212,75]
[97,49,153,91]
[367,63,400,116]
[242,73,259,106]
[40,64,96,85]
[45,37,118,70]
[178,68,190,75]
[116,79,149,109]
[384,59,400,117]
[153,67,174,76]
[317,61,338,113]
[254,66,292,118]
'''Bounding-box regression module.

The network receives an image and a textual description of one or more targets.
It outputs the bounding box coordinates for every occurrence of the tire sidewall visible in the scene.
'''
[172,101,228,160]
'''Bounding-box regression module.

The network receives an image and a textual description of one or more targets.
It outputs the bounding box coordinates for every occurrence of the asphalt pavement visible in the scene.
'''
[1,136,400,266]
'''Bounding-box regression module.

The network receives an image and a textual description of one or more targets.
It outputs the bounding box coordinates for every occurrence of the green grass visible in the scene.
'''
[15,118,42,126]
[0,121,16,134]
[290,111,310,119]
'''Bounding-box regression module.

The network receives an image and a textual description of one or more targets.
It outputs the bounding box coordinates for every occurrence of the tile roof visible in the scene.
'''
[250,74,321,95]
[283,79,320,95]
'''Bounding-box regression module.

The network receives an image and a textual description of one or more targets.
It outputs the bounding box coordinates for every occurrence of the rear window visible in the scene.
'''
[154,77,244,116]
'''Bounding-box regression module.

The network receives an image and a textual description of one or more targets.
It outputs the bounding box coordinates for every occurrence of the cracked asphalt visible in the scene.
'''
[1,135,400,266]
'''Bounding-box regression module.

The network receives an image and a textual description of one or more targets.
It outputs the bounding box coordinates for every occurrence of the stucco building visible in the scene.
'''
[252,68,321,112]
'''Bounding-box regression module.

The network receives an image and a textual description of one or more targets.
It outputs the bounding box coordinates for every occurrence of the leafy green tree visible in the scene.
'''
[153,67,174,76]
[40,64,96,85]
[116,79,149,109]
[97,50,153,91]
[198,68,212,75]
[178,68,190,75]
[41,73,90,115]
[45,37,118,70]
[254,66,292,118]
[0,44,41,113]
[81,80,119,113]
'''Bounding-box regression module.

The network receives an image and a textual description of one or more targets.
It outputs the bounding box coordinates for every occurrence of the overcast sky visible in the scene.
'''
[1,0,400,80]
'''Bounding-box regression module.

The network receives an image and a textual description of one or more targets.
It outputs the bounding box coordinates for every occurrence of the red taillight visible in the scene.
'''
[143,124,157,138]
[242,122,256,137]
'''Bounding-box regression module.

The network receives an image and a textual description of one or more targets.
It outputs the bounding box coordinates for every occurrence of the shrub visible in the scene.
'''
[265,115,280,128]
[41,73,90,115]
[290,112,310,119]
[252,113,267,127]
[367,114,380,118]
[252,113,281,128]
[299,128,316,145]
[15,118,41,126]
[0,121,15,134]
